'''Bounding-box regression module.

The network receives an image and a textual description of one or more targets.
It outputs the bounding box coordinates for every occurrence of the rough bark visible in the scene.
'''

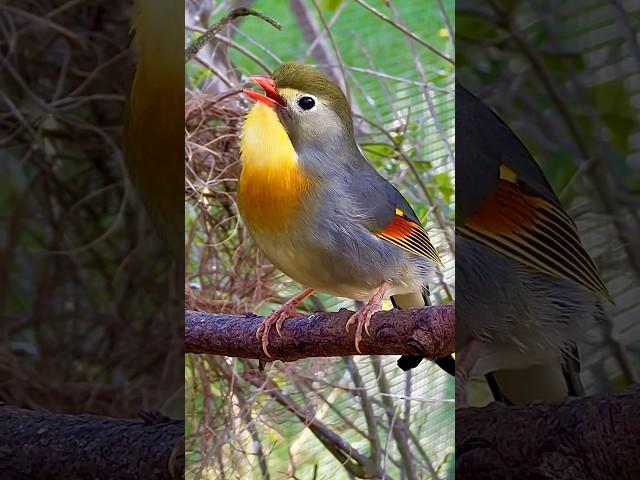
[456,385,640,479]
[0,406,184,480]
[185,304,454,361]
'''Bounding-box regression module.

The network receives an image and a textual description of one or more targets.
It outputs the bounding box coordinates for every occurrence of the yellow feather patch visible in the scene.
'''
[377,211,443,267]
[499,164,518,182]
[238,103,313,231]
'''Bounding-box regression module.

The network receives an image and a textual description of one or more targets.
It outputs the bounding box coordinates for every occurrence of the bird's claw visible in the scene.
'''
[256,304,299,358]
[345,314,356,333]
[346,305,378,354]
[364,317,373,337]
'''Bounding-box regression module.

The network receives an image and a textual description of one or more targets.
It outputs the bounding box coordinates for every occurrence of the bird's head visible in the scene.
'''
[243,63,354,150]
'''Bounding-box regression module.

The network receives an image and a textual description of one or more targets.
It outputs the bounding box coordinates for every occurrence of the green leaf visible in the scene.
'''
[361,143,396,159]
[319,0,345,12]
[434,172,453,203]
[455,12,499,41]
[589,80,637,154]
[544,151,577,193]
[540,50,585,76]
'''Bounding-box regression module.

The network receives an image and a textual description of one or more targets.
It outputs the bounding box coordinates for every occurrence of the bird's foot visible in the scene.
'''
[256,288,315,358]
[345,282,390,354]
[255,304,299,358]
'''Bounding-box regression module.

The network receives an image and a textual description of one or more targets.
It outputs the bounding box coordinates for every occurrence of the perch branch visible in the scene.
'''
[457,385,640,479]
[0,406,184,480]
[185,304,454,361]
[185,8,282,63]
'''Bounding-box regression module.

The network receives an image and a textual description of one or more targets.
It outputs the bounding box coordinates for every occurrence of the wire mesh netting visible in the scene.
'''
[185,0,454,478]
[458,0,640,403]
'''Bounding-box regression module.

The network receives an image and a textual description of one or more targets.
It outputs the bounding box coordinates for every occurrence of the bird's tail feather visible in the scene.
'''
[393,289,455,375]
[485,343,583,405]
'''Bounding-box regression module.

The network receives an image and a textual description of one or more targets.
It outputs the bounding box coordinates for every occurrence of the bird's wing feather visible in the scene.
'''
[457,83,607,299]
[458,165,608,298]
[342,167,442,266]
[377,209,443,266]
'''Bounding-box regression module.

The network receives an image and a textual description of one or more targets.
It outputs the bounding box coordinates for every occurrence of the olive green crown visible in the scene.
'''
[272,63,353,136]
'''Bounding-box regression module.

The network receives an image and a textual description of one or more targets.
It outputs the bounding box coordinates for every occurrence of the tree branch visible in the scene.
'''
[184,8,282,63]
[456,385,640,479]
[0,406,184,480]
[185,304,454,361]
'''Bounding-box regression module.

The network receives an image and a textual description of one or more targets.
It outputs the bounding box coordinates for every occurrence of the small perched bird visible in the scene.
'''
[456,84,609,405]
[238,63,453,374]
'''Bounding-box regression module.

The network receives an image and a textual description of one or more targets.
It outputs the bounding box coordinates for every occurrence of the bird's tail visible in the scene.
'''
[393,289,455,376]
[485,343,583,405]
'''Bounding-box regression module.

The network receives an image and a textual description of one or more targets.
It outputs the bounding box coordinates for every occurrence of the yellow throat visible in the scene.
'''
[238,102,312,231]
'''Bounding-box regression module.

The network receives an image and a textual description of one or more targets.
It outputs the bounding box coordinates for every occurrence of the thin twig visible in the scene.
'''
[352,0,453,65]
[185,8,282,63]
[345,357,382,467]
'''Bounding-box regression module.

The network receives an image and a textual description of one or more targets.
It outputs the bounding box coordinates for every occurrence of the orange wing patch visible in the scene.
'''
[377,210,443,266]
[458,176,609,299]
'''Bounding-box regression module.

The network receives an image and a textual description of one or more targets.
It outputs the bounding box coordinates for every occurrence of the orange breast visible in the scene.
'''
[238,164,312,231]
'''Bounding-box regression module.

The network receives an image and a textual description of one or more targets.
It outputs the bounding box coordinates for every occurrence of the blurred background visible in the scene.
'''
[457,0,640,404]
[185,0,454,478]
[0,0,183,418]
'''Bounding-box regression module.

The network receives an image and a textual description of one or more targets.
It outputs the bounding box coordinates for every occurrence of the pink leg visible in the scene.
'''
[345,281,390,354]
[456,338,485,408]
[256,288,315,358]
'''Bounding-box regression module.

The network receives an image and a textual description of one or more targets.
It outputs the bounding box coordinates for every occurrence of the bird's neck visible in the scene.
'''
[238,103,314,231]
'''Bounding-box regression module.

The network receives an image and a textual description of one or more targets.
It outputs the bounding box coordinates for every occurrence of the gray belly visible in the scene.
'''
[456,235,600,356]
[249,222,433,301]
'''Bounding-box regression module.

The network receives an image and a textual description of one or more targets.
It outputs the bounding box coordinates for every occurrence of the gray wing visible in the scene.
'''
[335,158,442,265]
[456,83,561,223]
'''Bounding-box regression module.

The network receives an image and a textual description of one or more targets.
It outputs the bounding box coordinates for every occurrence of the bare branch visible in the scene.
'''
[217,360,383,479]
[185,8,282,63]
[0,406,184,480]
[457,386,640,479]
[185,304,454,362]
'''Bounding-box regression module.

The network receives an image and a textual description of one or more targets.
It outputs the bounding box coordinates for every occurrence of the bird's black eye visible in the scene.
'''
[298,96,315,110]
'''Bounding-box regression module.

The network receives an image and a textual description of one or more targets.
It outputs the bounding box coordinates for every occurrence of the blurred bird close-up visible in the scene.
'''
[456,83,609,406]
[125,0,183,258]
[239,63,454,375]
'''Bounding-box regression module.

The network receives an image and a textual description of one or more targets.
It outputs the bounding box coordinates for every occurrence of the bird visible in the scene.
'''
[124,0,183,258]
[123,0,184,422]
[238,62,453,374]
[456,83,609,405]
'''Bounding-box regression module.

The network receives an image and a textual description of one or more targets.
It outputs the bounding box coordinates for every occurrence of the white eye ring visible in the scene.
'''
[297,94,317,111]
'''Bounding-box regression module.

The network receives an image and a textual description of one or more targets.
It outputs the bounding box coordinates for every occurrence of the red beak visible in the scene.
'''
[243,75,286,108]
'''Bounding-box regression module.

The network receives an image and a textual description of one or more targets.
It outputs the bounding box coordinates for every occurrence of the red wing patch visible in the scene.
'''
[458,179,609,298]
[377,211,443,266]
